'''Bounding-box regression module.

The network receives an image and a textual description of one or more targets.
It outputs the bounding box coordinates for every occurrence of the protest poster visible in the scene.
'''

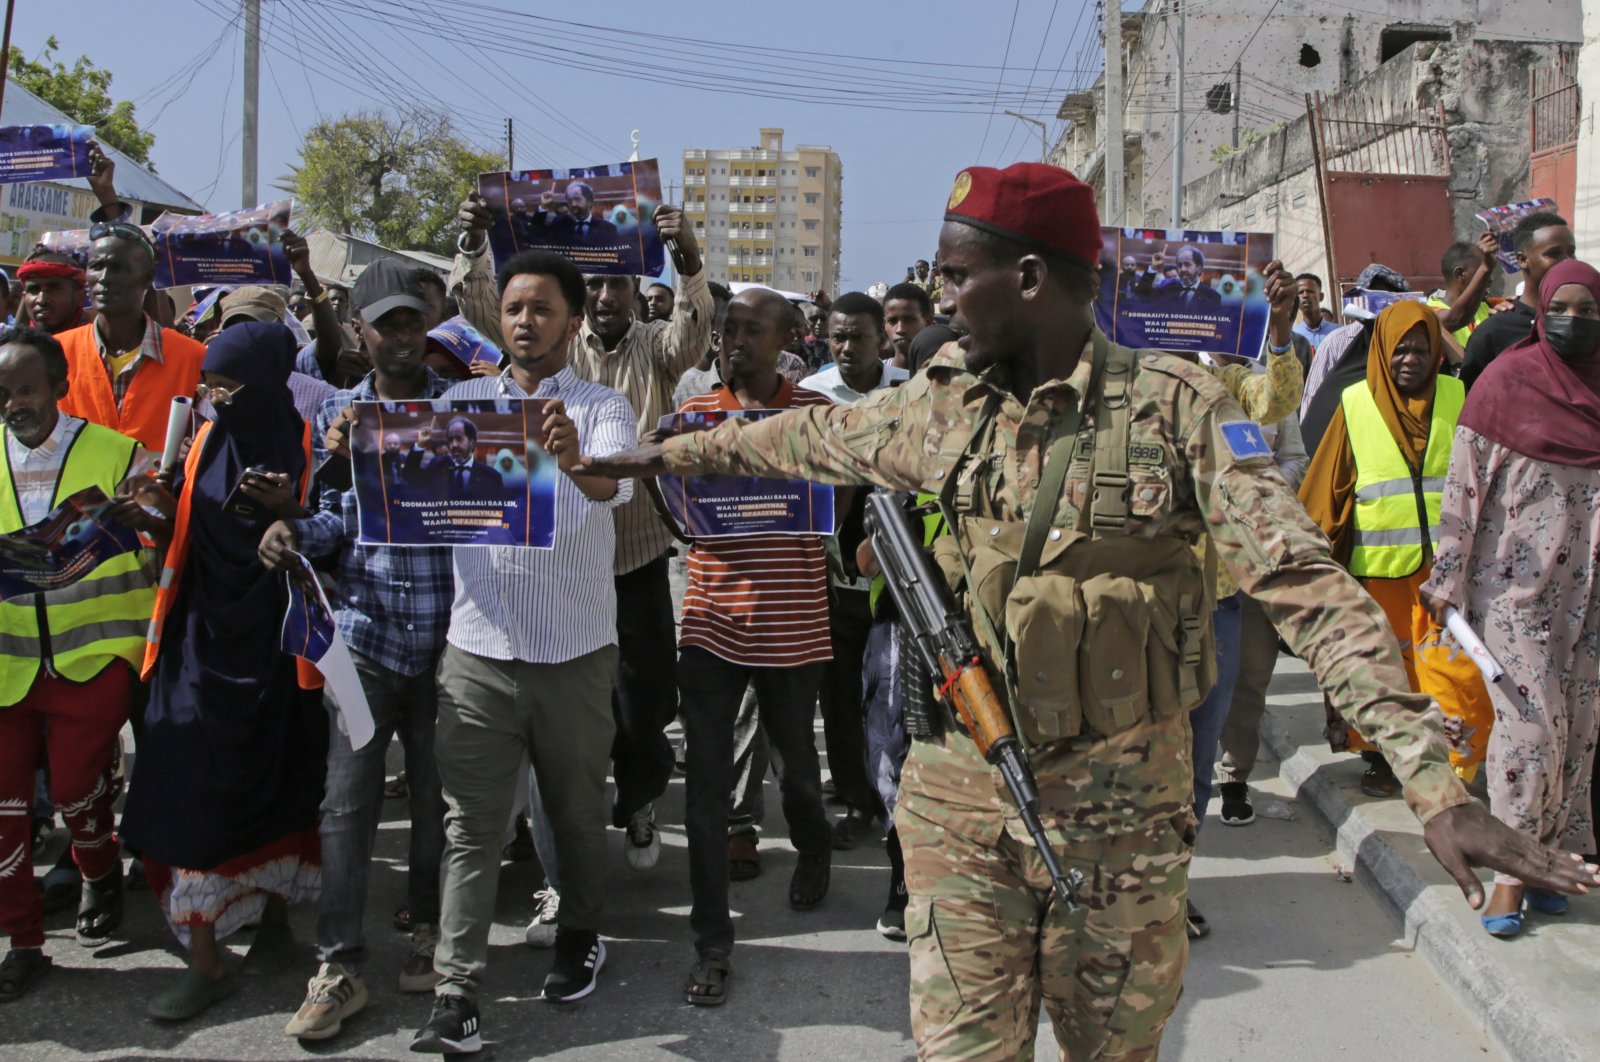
[281,553,374,749]
[655,410,835,538]
[1343,288,1429,318]
[39,226,97,264]
[427,315,503,370]
[149,199,293,289]
[1477,198,1557,275]
[1094,228,1275,360]
[0,124,94,184]
[350,398,557,548]
[0,485,144,602]
[477,158,665,277]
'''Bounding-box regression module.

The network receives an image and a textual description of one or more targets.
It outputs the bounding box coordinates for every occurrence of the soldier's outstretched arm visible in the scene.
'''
[1187,395,1600,907]
[575,372,934,490]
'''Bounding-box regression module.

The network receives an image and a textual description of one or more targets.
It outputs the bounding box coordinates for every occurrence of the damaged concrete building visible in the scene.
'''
[1054,1,1581,292]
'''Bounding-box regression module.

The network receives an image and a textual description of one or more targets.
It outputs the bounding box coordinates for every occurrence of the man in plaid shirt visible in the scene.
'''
[258,260,456,1042]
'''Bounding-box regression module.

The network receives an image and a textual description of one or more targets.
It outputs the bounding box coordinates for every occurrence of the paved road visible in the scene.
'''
[11,705,1502,1060]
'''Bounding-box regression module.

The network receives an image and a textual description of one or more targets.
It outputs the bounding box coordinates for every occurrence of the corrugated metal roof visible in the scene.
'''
[1,83,204,213]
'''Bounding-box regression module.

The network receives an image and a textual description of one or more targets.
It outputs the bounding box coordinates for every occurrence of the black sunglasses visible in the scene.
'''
[88,221,158,261]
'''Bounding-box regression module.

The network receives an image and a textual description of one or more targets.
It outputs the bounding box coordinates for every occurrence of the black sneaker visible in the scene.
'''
[1218,782,1255,826]
[542,929,606,1003]
[410,993,481,1054]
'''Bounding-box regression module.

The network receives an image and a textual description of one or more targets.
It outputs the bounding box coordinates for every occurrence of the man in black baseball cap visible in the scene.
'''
[267,251,458,1041]
[354,258,432,325]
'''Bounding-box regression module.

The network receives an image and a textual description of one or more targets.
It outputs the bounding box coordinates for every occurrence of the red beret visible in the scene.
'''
[944,163,1102,270]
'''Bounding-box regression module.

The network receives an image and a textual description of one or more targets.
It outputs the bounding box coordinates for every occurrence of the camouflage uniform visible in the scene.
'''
[663,334,1471,1060]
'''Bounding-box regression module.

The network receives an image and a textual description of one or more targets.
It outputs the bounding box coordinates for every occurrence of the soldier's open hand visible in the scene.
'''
[1422,802,1600,909]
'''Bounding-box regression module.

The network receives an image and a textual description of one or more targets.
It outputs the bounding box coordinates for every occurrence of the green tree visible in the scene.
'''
[283,111,504,257]
[7,36,156,165]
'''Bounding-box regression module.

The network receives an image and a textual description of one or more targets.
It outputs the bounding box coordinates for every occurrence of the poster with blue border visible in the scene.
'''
[0,485,143,601]
[351,398,557,548]
[655,410,835,537]
[0,124,94,183]
[478,158,665,277]
[150,199,294,289]
[1477,198,1557,275]
[1094,227,1275,360]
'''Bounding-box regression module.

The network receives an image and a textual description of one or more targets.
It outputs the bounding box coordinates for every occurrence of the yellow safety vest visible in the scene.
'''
[0,419,152,706]
[1340,375,1464,580]
[1426,296,1492,349]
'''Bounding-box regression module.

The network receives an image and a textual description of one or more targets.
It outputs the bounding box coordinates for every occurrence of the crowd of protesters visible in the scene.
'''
[0,138,1595,1059]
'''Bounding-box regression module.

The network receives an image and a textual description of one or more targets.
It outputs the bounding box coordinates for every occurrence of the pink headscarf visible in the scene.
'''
[1458,259,1600,469]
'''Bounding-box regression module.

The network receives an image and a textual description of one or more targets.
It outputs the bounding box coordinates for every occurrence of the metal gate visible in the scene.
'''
[1529,56,1580,219]
[1307,88,1454,303]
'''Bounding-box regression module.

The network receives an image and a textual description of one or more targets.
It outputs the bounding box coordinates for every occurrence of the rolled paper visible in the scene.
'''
[1443,606,1505,684]
[158,395,193,476]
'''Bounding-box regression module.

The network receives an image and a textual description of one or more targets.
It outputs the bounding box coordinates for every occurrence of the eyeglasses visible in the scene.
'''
[196,382,245,405]
[88,221,158,261]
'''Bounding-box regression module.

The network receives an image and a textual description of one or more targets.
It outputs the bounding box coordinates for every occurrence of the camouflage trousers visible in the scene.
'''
[896,799,1193,1061]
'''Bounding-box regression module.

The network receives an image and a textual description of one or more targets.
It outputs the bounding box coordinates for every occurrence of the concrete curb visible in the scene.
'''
[1258,707,1588,1062]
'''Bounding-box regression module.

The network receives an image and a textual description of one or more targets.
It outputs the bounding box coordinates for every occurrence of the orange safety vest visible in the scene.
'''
[142,419,322,689]
[57,322,206,451]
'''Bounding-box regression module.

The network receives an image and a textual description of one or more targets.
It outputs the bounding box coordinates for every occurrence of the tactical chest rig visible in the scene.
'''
[936,334,1217,749]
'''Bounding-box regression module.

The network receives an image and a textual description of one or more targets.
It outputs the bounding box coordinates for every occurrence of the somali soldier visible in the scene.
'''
[575,164,1600,1059]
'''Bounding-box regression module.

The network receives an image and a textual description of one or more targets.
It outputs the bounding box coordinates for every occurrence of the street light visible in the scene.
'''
[1003,109,1051,162]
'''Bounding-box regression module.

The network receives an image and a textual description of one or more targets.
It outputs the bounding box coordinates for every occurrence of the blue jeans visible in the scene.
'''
[1189,593,1243,825]
[316,651,447,968]
[862,616,911,819]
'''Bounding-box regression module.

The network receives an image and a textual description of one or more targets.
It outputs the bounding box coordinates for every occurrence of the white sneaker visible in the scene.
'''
[524,886,560,948]
[625,802,661,871]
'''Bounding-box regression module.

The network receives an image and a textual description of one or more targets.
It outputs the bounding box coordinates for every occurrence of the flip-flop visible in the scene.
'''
[147,967,238,1021]
[684,952,731,1006]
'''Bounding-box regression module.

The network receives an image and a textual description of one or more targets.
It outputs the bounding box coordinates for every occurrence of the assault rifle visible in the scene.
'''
[863,490,1084,909]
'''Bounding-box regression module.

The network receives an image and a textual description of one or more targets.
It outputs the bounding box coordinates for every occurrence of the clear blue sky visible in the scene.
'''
[11,0,1107,290]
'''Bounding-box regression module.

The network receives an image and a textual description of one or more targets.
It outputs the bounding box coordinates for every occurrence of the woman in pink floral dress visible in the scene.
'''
[1423,259,1600,938]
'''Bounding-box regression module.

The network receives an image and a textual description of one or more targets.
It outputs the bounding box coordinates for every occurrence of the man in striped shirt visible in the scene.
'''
[672,288,835,1007]
[412,251,637,1055]
[452,193,713,868]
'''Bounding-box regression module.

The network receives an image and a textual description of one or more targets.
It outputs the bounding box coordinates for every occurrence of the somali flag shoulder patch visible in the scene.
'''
[1219,420,1272,460]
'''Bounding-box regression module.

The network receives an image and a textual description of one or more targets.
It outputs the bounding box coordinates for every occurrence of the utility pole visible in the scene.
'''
[0,0,17,119]
[1103,0,1125,225]
[242,0,260,207]
[1170,0,1185,227]
[506,117,514,170]
[1002,109,1049,161]
[1232,61,1242,149]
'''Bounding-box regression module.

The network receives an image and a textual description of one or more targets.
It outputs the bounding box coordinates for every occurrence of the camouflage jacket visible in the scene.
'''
[664,332,1470,838]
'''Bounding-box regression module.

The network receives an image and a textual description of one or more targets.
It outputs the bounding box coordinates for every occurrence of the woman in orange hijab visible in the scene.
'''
[1299,300,1493,797]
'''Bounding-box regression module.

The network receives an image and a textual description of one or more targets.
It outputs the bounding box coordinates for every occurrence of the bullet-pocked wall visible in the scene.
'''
[1182,36,1575,296]
[1054,0,1581,230]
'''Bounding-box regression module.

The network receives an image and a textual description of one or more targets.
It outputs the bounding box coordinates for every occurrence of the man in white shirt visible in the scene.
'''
[799,292,907,852]
[411,251,636,1056]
